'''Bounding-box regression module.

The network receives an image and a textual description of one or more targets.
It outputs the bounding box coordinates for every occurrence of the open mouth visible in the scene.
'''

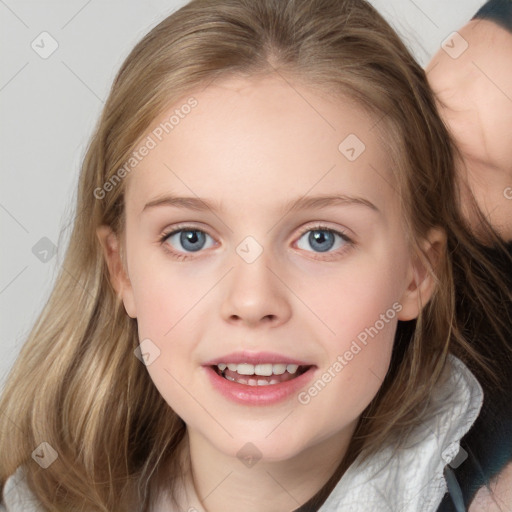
[212,363,312,386]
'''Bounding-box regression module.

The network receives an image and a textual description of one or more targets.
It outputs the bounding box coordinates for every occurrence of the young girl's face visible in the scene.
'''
[108,74,432,463]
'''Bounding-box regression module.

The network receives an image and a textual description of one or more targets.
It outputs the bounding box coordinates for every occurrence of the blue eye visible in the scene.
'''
[296,227,351,253]
[161,228,215,254]
[159,224,353,261]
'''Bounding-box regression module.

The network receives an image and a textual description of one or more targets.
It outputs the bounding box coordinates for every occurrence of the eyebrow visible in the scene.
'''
[141,193,379,216]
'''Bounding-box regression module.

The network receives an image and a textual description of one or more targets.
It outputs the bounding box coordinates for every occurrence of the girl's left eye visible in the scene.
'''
[158,224,353,260]
[295,226,352,256]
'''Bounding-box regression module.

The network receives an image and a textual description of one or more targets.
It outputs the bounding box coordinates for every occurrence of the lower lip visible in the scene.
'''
[203,365,317,405]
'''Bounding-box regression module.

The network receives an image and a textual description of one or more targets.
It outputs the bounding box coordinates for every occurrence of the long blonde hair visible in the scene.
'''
[1,0,511,510]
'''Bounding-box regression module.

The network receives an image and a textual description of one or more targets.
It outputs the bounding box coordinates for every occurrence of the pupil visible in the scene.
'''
[309,230,334,252]
[181,230,205,252]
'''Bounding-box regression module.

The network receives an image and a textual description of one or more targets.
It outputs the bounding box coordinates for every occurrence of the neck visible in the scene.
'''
[176,422,357,512]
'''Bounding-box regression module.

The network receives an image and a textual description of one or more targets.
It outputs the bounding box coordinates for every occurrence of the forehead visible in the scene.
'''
[124,74,396,215]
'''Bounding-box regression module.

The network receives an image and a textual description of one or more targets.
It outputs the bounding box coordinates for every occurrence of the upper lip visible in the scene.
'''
[203,350,314,367]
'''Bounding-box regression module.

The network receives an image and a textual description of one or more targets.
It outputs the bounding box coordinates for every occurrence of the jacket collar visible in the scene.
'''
[319,354,484,511]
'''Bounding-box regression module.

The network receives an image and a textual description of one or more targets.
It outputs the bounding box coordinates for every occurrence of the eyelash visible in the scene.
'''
[158,223,355,261]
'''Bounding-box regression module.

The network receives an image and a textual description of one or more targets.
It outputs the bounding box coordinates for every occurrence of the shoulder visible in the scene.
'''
[468,461,512,511]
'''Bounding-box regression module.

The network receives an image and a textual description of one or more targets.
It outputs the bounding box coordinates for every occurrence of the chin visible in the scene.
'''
[214,433,311,464]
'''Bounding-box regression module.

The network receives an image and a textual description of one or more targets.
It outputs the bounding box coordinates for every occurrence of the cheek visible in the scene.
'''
[293,255,403,405]
[127,254,208,404]
[130,265,200,415]
[128,248,207,339]
[295,290,399,442]
[294,253,405,342]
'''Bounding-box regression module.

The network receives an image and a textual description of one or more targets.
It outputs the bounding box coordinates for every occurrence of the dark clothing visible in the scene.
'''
[473,0,512,31]
[437,238,512,511]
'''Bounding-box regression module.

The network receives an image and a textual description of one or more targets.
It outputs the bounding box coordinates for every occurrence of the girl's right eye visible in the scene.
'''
[159,226,215,260]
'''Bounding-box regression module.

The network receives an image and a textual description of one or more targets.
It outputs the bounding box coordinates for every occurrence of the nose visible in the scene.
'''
[219,250,292,328]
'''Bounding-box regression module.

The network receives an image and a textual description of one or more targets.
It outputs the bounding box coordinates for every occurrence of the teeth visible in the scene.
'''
[215,362,303,375]
[237,363,256,375]
[255,364,273,376]
[272,364,287,375]
[286,364,299,374]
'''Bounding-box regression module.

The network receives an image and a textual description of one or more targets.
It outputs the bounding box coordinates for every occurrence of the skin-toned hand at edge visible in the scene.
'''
[427,18,512,243]
[427,17,512,512]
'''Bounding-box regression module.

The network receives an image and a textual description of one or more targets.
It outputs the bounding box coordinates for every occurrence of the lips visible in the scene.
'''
[201,350,317,404]
[203,363,317,405]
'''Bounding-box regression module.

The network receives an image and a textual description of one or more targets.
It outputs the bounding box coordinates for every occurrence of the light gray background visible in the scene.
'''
[0,0,483,391]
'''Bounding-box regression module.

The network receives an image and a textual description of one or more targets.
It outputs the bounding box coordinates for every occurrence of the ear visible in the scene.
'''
[397,227,446,321]
[96,225,137,318]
